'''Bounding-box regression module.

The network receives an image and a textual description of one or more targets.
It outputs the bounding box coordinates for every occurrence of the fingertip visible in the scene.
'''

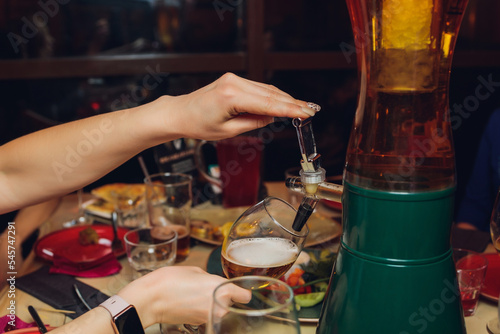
[307,102,321,112]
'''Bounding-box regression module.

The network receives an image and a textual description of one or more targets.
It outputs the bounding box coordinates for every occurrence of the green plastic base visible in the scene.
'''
[316,182,466,334]
[342,183,455,261]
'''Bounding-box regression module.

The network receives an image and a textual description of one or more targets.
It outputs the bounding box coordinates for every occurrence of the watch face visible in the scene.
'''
[114,307,145,334]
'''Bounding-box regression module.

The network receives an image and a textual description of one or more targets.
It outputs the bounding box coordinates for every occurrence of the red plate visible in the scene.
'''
[481,253,500,302]
[34,225,128,263]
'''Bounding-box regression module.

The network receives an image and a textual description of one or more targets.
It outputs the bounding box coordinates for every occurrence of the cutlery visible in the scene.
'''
[28,305,48,333]
[111,211,123,254]
[73,284,92,311]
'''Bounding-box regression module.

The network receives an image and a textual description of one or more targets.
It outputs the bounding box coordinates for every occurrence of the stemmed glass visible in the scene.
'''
[487,187,500,333]
[221,196,309,279]
[206,276,301,334]
[490,188,500,253]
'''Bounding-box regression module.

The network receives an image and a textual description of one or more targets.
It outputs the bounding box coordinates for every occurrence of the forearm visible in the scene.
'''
[0,96,173,214]
[49,306,115,334]
[14,198,61,241]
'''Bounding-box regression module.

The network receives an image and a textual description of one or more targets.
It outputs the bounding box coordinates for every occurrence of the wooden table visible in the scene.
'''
[1,182,498,333]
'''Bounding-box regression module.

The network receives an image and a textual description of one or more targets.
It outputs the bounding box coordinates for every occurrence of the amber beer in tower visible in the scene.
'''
[221,237,300,279]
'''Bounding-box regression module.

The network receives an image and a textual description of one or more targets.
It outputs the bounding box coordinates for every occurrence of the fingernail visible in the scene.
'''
[307,102,321,112]
[301,107,316,117]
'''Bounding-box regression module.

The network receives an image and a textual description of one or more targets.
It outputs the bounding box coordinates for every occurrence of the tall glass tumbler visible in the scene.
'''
[145,173,193,262]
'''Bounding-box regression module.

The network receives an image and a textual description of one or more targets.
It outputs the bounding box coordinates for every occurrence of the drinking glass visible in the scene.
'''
[145,173,192,262]
[206,276,301,334]
[124,226,177,279]
[453,248,488,317]
[111,186,147,229]
[490,187,500,253]
[62,189,89,228]
[194,135,263,208]
[221,196,308,279]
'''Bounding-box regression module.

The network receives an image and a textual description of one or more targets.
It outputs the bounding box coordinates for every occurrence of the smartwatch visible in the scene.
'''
[99,295,145,334]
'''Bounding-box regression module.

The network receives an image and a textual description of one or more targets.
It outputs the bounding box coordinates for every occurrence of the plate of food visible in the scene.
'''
[83,183,146,219]
[190,203,342,247]
[206,247,336,323]
[34,225,128,263]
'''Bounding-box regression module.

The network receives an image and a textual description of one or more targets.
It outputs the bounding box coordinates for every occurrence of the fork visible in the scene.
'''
[73,284,92,311]
[111,212,123,254]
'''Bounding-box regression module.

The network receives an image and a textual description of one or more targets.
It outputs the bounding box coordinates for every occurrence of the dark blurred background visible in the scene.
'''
[1,0,500,216]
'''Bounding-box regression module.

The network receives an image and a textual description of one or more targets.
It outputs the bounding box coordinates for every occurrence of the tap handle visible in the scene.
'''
[293,118,321,172]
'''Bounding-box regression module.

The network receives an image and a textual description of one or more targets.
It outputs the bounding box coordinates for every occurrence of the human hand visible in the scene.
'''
[162,72,320,141]
[455,222,478,230]
[118,266,251,327]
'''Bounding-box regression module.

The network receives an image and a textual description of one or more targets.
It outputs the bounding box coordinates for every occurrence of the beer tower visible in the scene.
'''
[288,0,471,332]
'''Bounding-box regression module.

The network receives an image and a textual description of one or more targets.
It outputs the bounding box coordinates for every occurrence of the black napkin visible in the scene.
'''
[16,266,109,319]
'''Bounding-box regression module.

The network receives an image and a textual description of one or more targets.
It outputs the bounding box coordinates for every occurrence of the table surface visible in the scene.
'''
[1,182,497,334]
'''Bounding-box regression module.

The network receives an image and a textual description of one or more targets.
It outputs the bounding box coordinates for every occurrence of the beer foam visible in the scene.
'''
[225,238,299,267]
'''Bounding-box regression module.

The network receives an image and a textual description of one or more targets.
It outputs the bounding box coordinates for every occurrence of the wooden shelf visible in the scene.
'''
[1,49,499,80]
[266,51,356,70]
[0,53,247,80]
[1,49,498,80]
[0,0,498,81]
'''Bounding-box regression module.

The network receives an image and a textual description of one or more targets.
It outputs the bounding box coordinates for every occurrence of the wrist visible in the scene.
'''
[99,295,145,334]
[138,95,182,145]
[117,276,159,328]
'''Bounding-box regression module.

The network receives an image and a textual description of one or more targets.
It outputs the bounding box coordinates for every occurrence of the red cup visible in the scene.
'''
[195,136,263,208]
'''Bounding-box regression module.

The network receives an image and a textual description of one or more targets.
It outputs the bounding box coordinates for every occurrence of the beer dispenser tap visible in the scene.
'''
[288,117,343,232]
[290,117,339,232]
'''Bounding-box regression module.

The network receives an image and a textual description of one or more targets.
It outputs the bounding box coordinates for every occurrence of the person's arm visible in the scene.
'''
[0,198,61,287]
[0,73,318,214]
[49,266,251,334]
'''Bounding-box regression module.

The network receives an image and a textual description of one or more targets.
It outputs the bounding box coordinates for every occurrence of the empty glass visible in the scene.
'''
[124,226,177,279]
